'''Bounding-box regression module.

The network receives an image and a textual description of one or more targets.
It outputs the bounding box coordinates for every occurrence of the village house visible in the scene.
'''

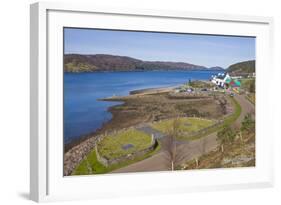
[211,72,231,88]
[211,72,241,90]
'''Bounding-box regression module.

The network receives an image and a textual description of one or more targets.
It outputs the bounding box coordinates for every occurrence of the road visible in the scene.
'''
[112,94,254,173]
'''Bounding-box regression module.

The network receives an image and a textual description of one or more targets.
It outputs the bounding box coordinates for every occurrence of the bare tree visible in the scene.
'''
[162,117,185,170]
[163,134,177,170]
[218,97,227,115]
[200,137,208,155]
[232,123,242,142]
[217,125,236,153]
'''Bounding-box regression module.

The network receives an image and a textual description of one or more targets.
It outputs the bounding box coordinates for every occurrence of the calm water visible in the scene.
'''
[64,71,220,144]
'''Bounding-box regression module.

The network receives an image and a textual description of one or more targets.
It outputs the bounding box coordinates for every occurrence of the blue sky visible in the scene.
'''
[64,28,255,68]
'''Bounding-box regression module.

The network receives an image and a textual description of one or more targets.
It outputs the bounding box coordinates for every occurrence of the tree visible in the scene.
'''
[163,134,177,170]
[241,113,255,133]
[232,123,243,142]
[200,137,208,156]
[217,125,236,152]
[249,80,255,93]
[163,118,184,170]
[218,97,227,115]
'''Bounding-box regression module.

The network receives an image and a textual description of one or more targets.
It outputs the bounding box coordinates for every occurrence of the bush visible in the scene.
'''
[217,125,236,145]
[241,113,255,133]
[249,80,255,93]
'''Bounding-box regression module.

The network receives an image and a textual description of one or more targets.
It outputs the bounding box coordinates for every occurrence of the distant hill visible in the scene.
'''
[227,60,255,74]
[208,66,225,71]
[64,54,223,72]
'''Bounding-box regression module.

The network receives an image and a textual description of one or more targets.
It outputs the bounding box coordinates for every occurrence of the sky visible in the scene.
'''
[64,28,255,68]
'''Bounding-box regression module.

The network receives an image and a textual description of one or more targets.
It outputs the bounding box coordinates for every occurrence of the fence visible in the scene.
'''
[184,120,224,140]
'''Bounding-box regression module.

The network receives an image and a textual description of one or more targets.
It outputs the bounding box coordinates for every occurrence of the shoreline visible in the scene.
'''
[65,85,178,151]
[129,85,178,95]
[64,69,223,74]
[64,81,216,150]
[64,83,230,175]
[99,85,179,102]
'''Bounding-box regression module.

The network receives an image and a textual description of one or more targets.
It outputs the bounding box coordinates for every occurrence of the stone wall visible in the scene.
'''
[64,131,157,175]
[64,134,104,176]
[95,145,109,167]
[95,137,158,167]
[185,119,223,139]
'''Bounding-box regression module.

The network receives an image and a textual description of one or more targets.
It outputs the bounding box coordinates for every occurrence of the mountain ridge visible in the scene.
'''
[227,60,255,74]
[64,54,225,72]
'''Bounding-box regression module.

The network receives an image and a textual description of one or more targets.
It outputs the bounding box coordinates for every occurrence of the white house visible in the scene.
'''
[211,73,230,88]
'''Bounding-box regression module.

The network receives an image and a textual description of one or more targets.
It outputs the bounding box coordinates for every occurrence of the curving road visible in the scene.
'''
[112,94,254,173]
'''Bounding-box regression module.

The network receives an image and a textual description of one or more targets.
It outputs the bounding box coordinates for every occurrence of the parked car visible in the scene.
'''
[230,93,235,97]
[201,88,208,91]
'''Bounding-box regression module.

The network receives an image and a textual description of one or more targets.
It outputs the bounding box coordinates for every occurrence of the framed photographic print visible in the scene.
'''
[30,2,274,202]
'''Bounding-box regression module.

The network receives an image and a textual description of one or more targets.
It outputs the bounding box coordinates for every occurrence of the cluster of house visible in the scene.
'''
[173,72,244,94]
[211,73,241,89]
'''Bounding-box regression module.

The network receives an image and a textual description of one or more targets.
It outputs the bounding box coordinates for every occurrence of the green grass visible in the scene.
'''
[240,78,255,91]
[73,149,106,175]
[188,80,213,88]
[190,96,241,139]
[72,143,160,175]
[97,128,152,160]
[154,96,241,141]
[240,78,252,86]
[151,117,215,140]
[222,96,242,127]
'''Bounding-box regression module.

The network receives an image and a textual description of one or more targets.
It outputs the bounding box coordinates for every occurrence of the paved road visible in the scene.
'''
[136,124,165,140]
[235,94,255,124]
[112,94,254,173]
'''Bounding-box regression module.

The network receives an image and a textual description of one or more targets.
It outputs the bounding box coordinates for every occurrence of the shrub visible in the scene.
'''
[241,113,255,133]
[217,125,236,152]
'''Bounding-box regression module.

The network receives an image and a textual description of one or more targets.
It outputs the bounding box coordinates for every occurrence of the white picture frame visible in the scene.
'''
[30,1,274,202]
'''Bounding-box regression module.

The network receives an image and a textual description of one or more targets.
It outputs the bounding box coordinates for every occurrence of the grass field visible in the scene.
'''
[151,96,241,141]
[241,78,255,92]
[240,78,251,87]
[151,117,215,139]
[188,80,214,88]
[97,128,152,160]
[72,142,160,175]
